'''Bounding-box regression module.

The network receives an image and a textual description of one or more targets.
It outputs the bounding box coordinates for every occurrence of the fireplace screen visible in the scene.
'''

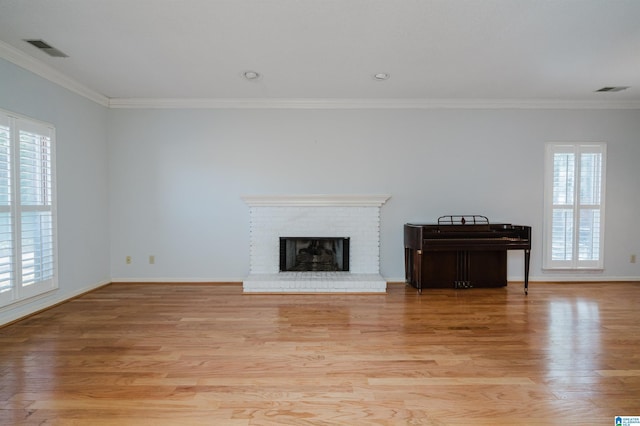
[279,237,350,272]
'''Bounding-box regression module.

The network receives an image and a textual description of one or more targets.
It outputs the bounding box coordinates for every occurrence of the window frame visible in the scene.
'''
[0,108,58,308]
[543,142,606,270]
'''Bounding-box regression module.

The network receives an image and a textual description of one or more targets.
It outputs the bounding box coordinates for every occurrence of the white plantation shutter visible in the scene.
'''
[20,124,55,288]
[544,143,606,269]
[0,109,57,307]
[0,116,13,301]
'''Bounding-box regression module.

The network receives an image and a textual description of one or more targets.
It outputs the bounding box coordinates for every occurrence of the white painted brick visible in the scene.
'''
[244,199,386,292]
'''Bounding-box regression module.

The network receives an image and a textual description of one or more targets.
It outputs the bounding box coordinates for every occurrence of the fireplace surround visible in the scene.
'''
[242,194,390,293]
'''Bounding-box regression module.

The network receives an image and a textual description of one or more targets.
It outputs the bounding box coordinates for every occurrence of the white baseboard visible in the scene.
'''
[0,279,111,326]
[110,277,245,283]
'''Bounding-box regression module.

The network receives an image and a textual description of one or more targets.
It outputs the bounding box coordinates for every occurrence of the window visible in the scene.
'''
[543,143,606,269]
[0,109,57,308]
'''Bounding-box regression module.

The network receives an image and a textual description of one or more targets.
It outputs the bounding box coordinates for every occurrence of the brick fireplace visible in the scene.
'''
[242,195,390,293]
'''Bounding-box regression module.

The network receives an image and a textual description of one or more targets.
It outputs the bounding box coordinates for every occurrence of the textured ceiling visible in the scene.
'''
[1,0,639,103]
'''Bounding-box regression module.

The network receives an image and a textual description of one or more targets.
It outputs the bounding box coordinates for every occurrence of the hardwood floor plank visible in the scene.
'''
[1,282,639,424]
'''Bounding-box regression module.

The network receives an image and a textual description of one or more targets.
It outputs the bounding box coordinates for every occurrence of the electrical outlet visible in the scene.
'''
[631,254,637,264]
[126,256,131,264]
[149,255,155,265]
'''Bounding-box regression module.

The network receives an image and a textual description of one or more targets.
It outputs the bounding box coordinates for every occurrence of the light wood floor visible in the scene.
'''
[1,282,639,425]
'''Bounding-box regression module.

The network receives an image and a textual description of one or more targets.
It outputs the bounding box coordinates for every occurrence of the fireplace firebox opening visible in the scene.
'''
[279,237,350,272]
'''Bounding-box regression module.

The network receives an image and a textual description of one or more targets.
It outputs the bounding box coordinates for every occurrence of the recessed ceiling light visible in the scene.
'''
[243,71,261,80]
[373,73,390,81]
[595,86,629,92]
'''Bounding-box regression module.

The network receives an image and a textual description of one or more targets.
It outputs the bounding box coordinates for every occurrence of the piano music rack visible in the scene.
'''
[437,215,489,226]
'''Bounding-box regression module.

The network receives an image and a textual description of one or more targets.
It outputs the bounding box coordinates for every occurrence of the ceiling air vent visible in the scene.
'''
[24,39,68,58]
[595,86,629,92]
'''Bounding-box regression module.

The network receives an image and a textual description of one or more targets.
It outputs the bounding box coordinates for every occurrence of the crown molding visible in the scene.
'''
[3,40,640,110]
[0,40,109,107]
[108,97,640,110]
[241,194,391,207]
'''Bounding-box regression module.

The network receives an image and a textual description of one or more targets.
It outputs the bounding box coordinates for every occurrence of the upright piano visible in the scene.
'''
[404,215,531,294]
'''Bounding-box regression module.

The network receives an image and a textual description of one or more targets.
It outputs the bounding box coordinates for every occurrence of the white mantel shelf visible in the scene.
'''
[241,194,390,207]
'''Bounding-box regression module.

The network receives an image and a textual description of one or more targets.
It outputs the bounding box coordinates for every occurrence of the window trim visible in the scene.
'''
[543,142,606,270]
[0,108,58,308]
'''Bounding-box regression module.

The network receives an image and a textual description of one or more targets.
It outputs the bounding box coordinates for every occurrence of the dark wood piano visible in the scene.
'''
[404,215,531,294]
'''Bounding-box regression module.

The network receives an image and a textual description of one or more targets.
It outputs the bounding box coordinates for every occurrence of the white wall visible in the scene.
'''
[0,58,111,324]
[108,107,640,282]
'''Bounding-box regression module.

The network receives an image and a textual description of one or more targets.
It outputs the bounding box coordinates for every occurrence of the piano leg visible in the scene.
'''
[417,250,422,294]
[404,248,423,294]
[524,249,531,295]
[404,247,411,285]
[454,250,473,289]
